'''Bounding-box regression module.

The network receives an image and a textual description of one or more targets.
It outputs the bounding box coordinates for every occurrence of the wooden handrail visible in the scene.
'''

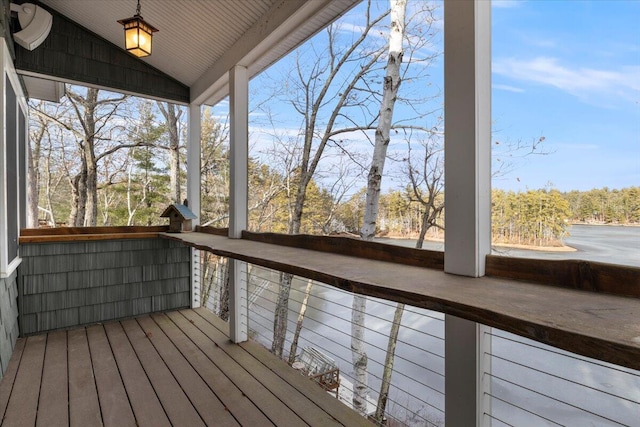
[195,225,229,236]
[19,226,170,243]
[19,227,639,299]
[241,230,444,270]
[161,231,640,371]
[486,255,640,298]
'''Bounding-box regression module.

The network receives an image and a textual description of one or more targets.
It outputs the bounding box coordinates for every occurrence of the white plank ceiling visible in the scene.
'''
[35,0,360,104]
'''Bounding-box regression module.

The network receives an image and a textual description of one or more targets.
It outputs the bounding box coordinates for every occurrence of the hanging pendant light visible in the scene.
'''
[117,0,157,58]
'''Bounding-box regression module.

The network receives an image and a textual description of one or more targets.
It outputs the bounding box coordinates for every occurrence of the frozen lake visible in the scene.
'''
[246,225,640,426]
[379,224,640,267]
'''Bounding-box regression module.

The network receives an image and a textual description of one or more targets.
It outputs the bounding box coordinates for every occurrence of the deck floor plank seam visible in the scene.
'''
[135,315,240,427]
[36,330,69,427]
[67,328,102,427]
[103,321,172,427]
[181,309,352,426]
[150,312,276,427]
[3,335,46,427]
[120,318,207,427]
[0,338,26,424]
[86,325,137,427]
[160,312,292,426]
[165,311,305,426]
[191,308,373,427]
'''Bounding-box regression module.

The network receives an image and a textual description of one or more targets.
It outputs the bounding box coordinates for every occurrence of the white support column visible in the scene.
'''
[443,1,492,426]
[228,65,249,343]
[444,0,491,278]
[229,66,249,238]
[187,103,202,308]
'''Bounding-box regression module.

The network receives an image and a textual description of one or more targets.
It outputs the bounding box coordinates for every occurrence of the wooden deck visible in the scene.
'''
[0,308,370,427]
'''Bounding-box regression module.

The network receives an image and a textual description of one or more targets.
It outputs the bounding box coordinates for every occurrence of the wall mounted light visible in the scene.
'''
[117,0,157,58]
[10,2,53,51]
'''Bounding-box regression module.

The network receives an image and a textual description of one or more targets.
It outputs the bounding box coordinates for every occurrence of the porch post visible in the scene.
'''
[228,65,249,343]
[443,1,492,426]
[187,103,202,308]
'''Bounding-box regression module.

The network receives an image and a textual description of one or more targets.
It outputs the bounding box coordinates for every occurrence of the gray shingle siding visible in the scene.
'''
[19,238,191,335]
[14,4,189,103]
[0,270,20,381]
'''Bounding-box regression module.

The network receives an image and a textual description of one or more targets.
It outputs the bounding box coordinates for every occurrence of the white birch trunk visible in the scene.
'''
[353,0,406,417]
[288,278,314,364]
[374,302,404,423]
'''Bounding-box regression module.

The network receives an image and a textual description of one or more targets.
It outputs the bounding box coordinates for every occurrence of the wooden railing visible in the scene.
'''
[165,229,640,371]
[19,226,170,243]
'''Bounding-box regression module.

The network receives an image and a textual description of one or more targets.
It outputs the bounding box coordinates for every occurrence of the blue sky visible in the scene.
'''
[491,0,640,192]
[241,0,640,194]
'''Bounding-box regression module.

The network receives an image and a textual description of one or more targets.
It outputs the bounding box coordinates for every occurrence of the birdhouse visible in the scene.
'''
[160,203,197,233]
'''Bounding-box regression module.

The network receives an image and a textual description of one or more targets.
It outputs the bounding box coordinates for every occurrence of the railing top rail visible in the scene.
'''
[162,231,640,372]
[19,226,170,243]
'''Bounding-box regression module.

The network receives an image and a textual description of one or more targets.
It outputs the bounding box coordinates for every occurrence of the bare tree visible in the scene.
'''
[27,105,47,227]
[32,88,130,226]
[268,1,391,358]
[406,129,445,247]
[357,0,407,417]
[157,102,183,203]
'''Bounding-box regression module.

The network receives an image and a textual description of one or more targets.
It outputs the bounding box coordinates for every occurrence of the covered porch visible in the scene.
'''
[0,1,638,426]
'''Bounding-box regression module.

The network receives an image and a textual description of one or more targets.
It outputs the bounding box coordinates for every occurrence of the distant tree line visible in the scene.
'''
[563,187,640,225]
[332,186,640,247]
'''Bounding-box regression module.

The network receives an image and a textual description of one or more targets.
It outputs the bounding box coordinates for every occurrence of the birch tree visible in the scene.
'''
[355,0,407,416]
[373,134,443,423]
[268,1,390,357]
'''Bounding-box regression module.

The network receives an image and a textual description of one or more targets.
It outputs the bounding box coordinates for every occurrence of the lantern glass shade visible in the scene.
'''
[118,16,157,57]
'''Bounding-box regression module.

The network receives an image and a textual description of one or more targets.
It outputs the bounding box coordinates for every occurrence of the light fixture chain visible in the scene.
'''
[136,0,141,16]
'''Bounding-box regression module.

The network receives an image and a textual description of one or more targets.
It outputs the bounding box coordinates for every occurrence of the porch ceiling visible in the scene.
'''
[23,0,359,104]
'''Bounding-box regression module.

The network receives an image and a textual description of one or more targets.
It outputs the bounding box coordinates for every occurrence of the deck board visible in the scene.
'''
[67,328,102,427]
[193,308,372,427]
[151,312,274,427]
[86,325,136,427]
[103,321,172,427]
[165,310,308,426]
[182,309,357,426]
[0,338,25,423]
[120,318,206,427]
[0,309,369,427]
[135,316,240,427]
[36,330,69,427]
[3,335,46,427]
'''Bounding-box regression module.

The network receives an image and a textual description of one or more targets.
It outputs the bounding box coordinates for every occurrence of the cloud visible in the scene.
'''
[493,84,525,93]
[493,56,640,103]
